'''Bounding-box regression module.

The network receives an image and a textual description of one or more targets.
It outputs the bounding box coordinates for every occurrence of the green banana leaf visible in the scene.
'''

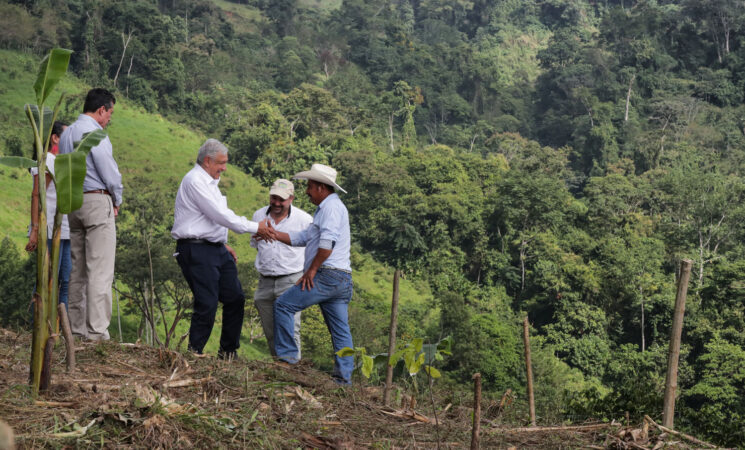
[0,156,36,169]
[55,129,107,214]
[33,48,72,107]
[26,105,53,154]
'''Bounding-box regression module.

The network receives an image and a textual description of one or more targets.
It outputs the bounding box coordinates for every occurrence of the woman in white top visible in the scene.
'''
[26,121,71,308]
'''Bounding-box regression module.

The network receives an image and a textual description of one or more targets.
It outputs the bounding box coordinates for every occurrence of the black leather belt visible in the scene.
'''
[177,238,223,247]
[84,189,110,195]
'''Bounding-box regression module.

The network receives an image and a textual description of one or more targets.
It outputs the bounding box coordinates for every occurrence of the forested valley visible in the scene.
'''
[1,0,745,446]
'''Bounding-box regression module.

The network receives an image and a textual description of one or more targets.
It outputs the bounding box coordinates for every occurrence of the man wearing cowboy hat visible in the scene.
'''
[267,164,354,384]
[250,179,312,358]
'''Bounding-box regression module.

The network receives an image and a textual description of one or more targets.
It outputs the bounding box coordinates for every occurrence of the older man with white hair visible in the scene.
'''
[266,164,354,384]
[172,138,273,359]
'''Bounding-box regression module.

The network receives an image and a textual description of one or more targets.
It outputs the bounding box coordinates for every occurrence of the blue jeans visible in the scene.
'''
[274,268,354,383]
[37,238,71,307]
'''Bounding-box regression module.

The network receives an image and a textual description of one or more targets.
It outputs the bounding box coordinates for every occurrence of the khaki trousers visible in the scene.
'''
[67,193,116,340]
[254,272,302,357]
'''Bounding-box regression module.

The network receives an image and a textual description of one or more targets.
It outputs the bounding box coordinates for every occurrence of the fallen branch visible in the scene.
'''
[644,415,717,449]
[505,422,617,433]
[50,418,97,438]
[33,400,77,407]
[161,377,213,389]
[380,408,433,424]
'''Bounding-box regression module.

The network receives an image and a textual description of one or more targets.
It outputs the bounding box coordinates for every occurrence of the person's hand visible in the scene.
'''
[113,205,119,217]
[25,229,38,252]
[296,267,317,291]
[225,244,238,262]
[255,219,276,242]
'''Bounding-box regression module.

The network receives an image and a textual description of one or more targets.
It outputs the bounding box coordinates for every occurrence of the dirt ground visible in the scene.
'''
[0,329,721,449]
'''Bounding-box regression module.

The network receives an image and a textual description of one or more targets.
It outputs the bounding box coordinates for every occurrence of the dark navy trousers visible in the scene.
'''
[176,241,245,353]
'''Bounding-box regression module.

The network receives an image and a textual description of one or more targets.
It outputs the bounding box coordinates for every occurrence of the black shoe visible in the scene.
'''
[218,349,239,362]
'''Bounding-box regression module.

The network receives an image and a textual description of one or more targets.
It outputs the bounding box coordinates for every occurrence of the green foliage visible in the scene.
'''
[682,337,745,446]
[54,129,107,214]
[388,336,451,388]
[5,1,745,443]
[336,346,375,379]
[0,237,34,328]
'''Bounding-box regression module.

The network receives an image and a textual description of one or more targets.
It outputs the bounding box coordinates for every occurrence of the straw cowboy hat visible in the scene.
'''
[293,163,347,194]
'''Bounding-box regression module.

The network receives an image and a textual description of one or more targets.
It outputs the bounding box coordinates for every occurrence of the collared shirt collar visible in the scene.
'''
[318,193,338,210]
[194,163,219,186]
[265,204,292,218]
[78,113,103,131]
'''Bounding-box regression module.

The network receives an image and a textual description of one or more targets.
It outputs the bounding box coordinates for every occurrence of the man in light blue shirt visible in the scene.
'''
[267,164,354,384]
[59,88,122,341]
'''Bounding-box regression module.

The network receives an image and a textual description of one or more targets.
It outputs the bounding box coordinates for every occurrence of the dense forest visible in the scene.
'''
[1,0,745,445]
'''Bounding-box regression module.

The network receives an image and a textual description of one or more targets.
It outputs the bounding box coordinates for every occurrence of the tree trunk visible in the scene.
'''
[625,73,635,122]
[663,259,692,429]
[113,29,133,88]
[383,268,400,406]
[639,284,645,352]
[523,317,536,427]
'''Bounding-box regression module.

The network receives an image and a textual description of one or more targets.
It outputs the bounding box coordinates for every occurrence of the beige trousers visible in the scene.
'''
[254,272,302,357]
[67,193,116,340]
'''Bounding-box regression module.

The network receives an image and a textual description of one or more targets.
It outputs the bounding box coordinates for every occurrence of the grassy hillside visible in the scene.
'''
[0,49,434,359]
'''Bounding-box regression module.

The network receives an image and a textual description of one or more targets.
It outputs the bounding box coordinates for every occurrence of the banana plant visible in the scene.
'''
[0,48,106,396]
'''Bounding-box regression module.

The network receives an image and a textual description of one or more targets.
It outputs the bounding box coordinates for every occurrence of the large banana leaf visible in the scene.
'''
[26,105,53,153]
[55,129,107,214]
[33,48,72,107]
[0,156,36,169]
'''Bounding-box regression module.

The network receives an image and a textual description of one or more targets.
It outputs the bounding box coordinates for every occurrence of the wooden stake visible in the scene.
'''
[662,259,692,429]
[58,304,75,373]
[523,316,536,426]
[471,373,481,450]
[383,268,400,406]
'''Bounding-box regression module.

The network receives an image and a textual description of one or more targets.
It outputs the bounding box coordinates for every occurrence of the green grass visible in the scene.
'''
[209,0,267,34]
[0,48,435,362]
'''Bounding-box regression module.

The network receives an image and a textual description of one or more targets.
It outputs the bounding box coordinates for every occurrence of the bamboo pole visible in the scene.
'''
[523,316,536,426]
[383,268,400,406]
[471,373,481,450]
[662,259,692,429]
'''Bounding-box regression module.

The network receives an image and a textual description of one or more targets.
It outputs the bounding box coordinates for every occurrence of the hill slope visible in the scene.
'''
[0,49,434,359]
[0,328,690,449]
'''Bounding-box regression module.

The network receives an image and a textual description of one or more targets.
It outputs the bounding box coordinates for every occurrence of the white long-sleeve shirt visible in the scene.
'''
[29,152,70,239]
[250,205,312,276]
[172,164,258,243]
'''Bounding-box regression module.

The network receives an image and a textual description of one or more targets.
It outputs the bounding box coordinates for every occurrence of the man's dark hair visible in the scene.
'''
[83,88,116,113]
[51,121,65,138]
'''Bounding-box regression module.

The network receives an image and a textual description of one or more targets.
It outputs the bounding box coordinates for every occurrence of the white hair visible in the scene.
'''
[197,138,228,165]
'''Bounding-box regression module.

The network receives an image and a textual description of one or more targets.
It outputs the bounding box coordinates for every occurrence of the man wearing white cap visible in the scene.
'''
[250,179,312,358]
[267,164,354,384]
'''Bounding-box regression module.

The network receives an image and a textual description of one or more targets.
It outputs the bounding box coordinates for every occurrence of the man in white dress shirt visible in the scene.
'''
[250,179,312,358]
[172,139,273,359]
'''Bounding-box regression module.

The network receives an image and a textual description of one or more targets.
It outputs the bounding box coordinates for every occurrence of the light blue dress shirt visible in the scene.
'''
[289,193,352,272]
[59,114,123,206]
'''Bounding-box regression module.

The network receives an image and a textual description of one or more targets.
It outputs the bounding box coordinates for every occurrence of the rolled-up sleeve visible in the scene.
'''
[317,208,341,249]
